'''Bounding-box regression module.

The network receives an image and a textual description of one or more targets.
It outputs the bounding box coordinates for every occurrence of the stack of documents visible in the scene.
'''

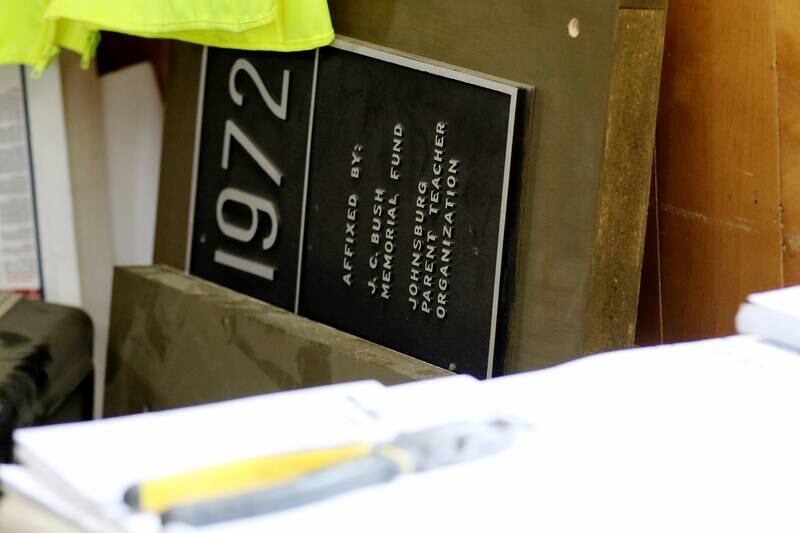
[3,290,800,531]
[736,285,800,351]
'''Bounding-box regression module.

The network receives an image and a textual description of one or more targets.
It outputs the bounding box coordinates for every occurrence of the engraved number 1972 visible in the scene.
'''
[213,58,290,281]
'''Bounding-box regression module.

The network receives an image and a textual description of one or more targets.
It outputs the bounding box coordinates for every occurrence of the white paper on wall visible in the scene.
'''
[0,66,42,296]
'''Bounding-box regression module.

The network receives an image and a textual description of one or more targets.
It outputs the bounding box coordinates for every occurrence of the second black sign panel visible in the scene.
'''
[190,41,523,378]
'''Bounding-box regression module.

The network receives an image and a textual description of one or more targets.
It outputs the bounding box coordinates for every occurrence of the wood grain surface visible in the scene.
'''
[778,0,800,284]
[638,0,798,343]
[583,8,666,354]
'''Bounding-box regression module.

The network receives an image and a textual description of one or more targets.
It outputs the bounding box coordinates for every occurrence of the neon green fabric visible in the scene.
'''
[0,0,56,72]
[47,0,335,52]
[0,0,334,74]
[54,19,101,69]
[46,0,334,52]
[162,0,335,51]
[142,0,335,52]
[0,4,92,74]
[45,0,280,35]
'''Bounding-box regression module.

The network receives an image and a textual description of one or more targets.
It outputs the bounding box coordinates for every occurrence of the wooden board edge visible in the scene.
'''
[582,7,667,354]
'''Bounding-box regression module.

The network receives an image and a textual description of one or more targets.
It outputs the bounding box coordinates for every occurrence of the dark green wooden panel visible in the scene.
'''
[155,0,667,373]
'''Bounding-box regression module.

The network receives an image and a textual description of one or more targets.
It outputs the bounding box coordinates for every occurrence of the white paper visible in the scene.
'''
[736,286,800,350]
[10,337,800,533]
[0,66,41,294]
[354,374,489,433]
[0,481,86,533]
[14,381,392,528]
[0,465,102,532]
[198,337,800,533]
[747,285,800,318]
[22,63,82,305]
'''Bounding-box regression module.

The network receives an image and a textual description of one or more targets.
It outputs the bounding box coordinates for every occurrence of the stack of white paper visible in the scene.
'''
[737,285,800,351]
[5,380,398,532]
[3,336,800,532]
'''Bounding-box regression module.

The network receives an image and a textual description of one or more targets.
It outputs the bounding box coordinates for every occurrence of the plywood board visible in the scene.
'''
[639,0,783,342]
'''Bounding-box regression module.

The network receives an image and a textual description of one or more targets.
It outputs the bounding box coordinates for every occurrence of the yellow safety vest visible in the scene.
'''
[0,0,334,74]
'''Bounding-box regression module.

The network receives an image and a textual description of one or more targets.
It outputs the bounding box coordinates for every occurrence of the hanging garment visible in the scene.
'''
[0,0,334,74]
[0,1,92,73]
[49,0,335,51]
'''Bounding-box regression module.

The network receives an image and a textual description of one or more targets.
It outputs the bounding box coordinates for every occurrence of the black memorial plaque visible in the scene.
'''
[189,40,526,378]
